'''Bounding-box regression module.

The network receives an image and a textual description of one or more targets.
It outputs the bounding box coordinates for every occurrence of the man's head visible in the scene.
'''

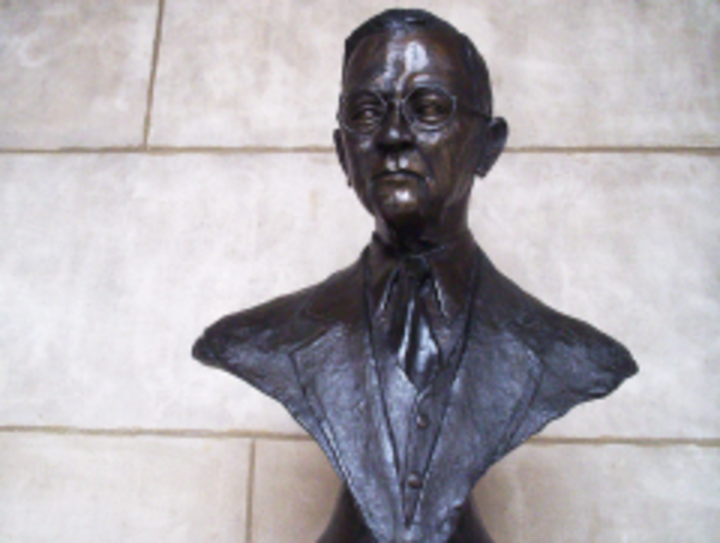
[334,9,508,246]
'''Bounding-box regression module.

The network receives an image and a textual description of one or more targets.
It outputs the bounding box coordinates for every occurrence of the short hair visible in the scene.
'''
[343,9,493,117]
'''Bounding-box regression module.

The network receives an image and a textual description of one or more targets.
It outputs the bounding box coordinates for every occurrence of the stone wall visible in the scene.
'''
[1,1,718,541]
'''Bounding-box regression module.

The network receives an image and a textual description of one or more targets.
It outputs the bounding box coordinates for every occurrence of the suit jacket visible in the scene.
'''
[193,243,637,543]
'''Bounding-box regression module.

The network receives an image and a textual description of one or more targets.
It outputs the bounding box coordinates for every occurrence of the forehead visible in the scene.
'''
[343,28,470,94]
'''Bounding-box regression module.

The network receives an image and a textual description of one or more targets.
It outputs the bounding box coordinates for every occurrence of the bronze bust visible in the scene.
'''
[193,10,637,543]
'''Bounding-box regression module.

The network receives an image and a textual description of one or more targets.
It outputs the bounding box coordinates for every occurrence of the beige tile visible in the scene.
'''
[251,439,340,543]
[475,443,720,542]
[0,432,250,543]
[150,0,720,148]
[0,0,157,149]
[0,152,717,439]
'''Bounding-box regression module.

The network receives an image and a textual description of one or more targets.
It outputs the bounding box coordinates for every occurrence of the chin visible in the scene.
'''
[377,206,427,240]
[377,196,421,219]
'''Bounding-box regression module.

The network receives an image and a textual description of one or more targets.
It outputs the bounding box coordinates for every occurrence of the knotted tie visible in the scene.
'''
[388,257,440,390]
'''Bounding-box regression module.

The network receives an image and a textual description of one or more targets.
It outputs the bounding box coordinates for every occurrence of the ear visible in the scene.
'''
[476,117,508,178]
[333,129,350,185]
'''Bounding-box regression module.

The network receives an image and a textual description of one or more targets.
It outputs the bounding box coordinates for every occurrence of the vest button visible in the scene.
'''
[416,412,429,428]
[407,472,423,489]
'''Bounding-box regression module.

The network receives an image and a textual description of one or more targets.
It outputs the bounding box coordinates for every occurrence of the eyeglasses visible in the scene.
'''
[337,85,484,135]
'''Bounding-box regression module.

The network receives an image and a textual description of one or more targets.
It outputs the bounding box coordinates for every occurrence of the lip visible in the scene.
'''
[372,170,424,184]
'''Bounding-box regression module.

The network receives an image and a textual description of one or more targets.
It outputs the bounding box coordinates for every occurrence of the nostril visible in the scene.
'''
[376,122,414,150]
[376,137,414,154]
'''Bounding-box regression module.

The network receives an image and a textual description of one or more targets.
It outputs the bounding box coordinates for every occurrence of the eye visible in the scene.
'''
[342,92,386,133]
[406,87,454,127]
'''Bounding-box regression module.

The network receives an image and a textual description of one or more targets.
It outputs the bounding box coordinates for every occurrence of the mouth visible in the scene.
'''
[372,169,425,185]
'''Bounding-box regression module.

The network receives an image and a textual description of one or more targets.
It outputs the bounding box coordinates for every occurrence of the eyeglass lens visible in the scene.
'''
[340,87,456,134]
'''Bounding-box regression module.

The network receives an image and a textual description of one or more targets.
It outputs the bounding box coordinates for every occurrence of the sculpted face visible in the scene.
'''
[335,28,506,244]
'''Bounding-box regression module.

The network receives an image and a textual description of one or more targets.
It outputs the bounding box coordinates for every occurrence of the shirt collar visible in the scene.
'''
[367,230,477,323]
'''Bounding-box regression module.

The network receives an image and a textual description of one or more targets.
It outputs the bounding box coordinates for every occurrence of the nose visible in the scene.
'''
[375,101,414,151]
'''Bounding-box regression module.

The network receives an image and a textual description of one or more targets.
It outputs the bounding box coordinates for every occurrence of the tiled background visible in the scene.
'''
[1,1,718,541]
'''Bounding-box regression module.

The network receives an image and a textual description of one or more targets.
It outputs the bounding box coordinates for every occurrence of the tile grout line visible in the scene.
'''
[0,146,718,156]
[0,425,312,441]
[527,436,720,447]
[245,439,256,543]
[507,146,720,155]
[0,426,718,448]
[142,0,166,148]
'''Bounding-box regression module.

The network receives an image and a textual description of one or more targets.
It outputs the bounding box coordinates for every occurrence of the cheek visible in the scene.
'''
[415,133,448,177]
[423,131,478,202]
[345,140,375,176]
[419,133,465,183]
[342,140,376,210]
[450,124,482,178]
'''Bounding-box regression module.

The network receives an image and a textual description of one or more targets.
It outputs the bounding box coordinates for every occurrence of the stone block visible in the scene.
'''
[475,443,720,542]
[251,439,340,543]
[0,0,157,148]
[0,432,250,542]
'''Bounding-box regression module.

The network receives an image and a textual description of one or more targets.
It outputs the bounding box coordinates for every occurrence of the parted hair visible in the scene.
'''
[342,9,493,117]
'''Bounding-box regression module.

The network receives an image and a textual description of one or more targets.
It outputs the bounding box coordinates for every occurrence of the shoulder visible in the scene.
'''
[192,257,364,369]
[475,252,638,399]
[471,253,637,457]
[516,299,637,398]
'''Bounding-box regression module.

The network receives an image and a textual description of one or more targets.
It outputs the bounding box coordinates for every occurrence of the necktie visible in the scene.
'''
[389,257,440,390]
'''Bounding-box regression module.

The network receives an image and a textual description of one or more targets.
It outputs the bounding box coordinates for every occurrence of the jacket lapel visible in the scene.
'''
[290,325,403,541]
